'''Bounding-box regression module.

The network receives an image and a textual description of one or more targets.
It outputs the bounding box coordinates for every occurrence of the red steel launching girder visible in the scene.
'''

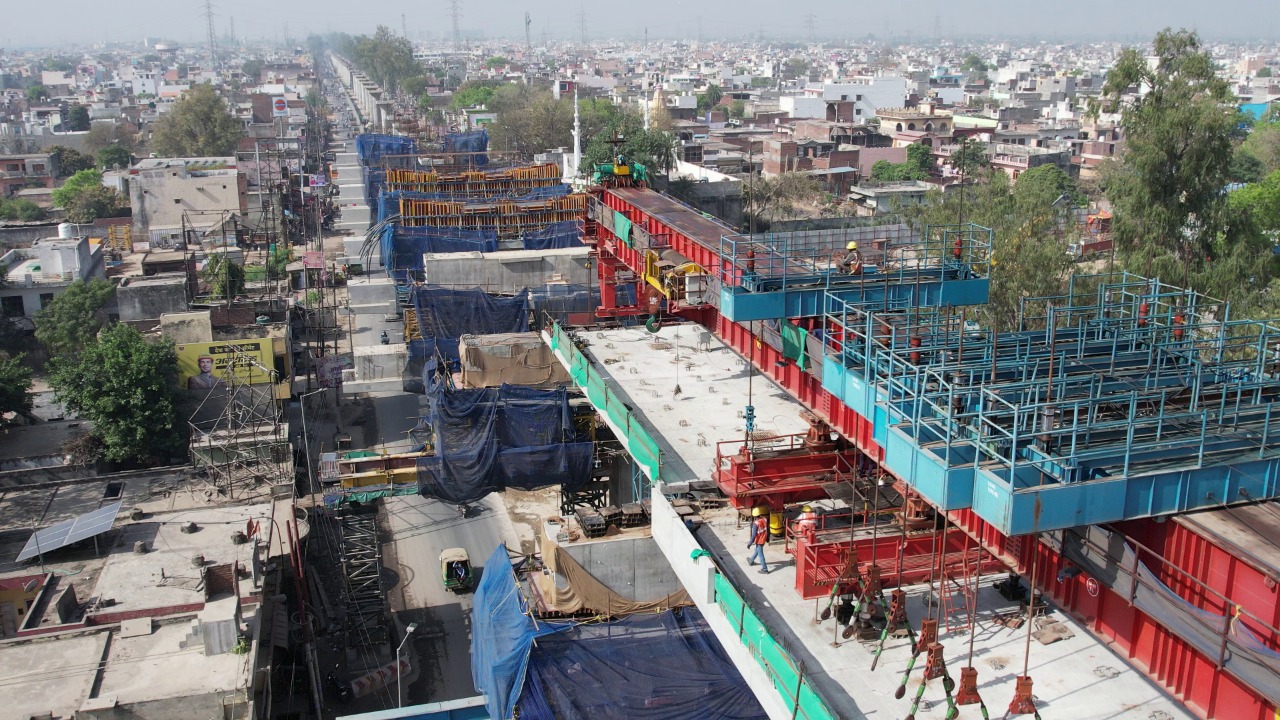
[588,185,1280,719]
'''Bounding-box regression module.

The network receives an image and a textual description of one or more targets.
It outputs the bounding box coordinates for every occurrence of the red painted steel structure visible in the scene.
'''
[591,186,1280,719]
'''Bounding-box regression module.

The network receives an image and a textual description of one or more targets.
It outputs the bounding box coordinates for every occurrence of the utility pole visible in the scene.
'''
[204,0,218,69]
[525,12,532,50]
[578,5,587,48]
[449,0,462,52]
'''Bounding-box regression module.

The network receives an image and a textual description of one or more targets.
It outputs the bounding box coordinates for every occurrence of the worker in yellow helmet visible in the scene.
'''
[747,506,770,574]
[842,240,864,275]
[794,504,819,543]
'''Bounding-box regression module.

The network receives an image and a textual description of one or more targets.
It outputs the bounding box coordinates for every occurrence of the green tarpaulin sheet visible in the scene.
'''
[614,211,632,247]
[781,320,807,371]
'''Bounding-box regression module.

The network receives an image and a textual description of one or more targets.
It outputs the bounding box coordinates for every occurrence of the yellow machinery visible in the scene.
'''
[643,249,711,308]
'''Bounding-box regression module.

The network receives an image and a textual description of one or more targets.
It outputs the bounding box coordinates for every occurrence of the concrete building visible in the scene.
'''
[988,142,1075,181]
[115,272,189,323]
[126,157,248,247]
[0,152,56,197]
[846,180,934,216]
[0,233,106,319]
[875,101,954,147]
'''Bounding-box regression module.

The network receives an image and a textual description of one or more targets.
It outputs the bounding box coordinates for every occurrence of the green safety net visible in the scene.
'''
[713,573,837,720]
[547,322,661,483]
[614,211,633,247]
[781,321,808,371]
[334,486,420,504]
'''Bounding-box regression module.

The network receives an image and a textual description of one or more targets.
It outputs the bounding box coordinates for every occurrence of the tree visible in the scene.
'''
[697,84,723,114]
[48,324,184,465]
[1243,108,1280,175]
[451,80,500,109]
[48,145,94,177]
[97,144,131,170]
[1229,169,1280,239]
[872,143,933,181]
[0,198,47,221]
[0,354,34,423]
[1098,28,1245,283]
[743,173,823,229]
[150,83,243,157]
[349,26,420,94]
[26,85,47,103]
[960,53,989,73]
[401,75,427,98]
[783,58,810,80]
[581,109,677,174]
[34,277,113,356]
[66,105,91,131]
[85,121,137,155]
[201,254,246,299]
[484,56,509,69]
[730,100,746,119]
[51,169,128,223]
[1258,67,1274,78]
[241,57,264,83]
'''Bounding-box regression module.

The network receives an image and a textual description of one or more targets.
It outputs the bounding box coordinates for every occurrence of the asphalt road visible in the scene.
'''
[383,493,522,703]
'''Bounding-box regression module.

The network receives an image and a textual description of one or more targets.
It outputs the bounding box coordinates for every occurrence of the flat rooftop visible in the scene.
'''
[577,323,1193,720]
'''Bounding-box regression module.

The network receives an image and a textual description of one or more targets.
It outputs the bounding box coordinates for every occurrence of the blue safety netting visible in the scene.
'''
[473,544,573,720]
[443,129,489,166]
[414,382,592,503]
[382,225,500,280]
[522,220,584,250]
[355,133,417,166]
[516,609,768,720]
[401,286,530,392]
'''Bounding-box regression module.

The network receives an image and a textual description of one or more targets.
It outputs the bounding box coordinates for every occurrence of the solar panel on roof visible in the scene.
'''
[15,500,123,563]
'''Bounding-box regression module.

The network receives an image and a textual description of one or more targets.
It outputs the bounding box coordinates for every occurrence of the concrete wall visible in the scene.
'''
[562,536,686,602]
[423,248,590,294]
[116,274,188,322]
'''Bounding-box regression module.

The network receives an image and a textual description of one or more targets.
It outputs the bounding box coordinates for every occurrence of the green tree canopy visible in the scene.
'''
[51,169,128,223]
[1099,28,1245,283]
[48,324,184,465]
[0,198,46,222]
[730,100,747,119]
[97,144,131,170]
[451,80,500,109]
[241,57,264,82]
[400,75,428,98]
[349,26,420,94]
[66,105,91,131]
[34,277,114,356]
[0,354,34,423]
[960,53,989,73]
[581,110,677,174]
[85,121,137,155]
[151,82,243,157]
[201,254,246,299]
[48,145,94,177]
[26,85,47,103]
[743,173,823,229]
[697,84,723,114]
[484,56,509,69]
[1258,67,1273,78]
[783,58,809,80]
[1243,108,1280,176]
[872,143,933,181]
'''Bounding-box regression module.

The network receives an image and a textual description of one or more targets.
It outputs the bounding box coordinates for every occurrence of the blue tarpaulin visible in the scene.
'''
[414,383,592,504]
[401,286,530,392]
[443,130,490,166]
[517,609,768,720]
[355,134,417,166]
[382,225,500,279]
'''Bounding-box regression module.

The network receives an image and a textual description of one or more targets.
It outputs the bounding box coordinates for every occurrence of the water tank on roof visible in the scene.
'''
[57,223,75,239]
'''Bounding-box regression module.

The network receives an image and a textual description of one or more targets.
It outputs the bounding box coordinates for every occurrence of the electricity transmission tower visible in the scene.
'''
[525,12,532,50]
[448,0,462,51]
[204,0,218,69]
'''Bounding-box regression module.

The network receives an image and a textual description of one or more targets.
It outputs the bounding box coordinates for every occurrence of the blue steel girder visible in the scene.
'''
[819,271,1280,535]
[720,275,990,322]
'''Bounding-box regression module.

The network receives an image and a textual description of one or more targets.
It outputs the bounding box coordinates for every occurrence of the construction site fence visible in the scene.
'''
[545,319,662,483]
[713,572,837,720]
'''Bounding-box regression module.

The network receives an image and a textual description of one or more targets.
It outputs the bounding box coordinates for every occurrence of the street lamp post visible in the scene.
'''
[397,622,419,708]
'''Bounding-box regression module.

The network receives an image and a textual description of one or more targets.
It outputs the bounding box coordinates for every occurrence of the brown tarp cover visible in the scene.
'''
[458,332,572,388]
[534,536,693,616]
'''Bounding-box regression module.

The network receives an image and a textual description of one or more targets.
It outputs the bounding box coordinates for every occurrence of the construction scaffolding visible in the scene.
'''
[188,351,290,498]
[338,509,388,649]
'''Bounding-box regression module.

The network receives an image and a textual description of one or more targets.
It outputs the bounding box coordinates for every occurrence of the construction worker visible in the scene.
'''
[794,504,819,543]
[842,241,864,275]
[746,506,770,574]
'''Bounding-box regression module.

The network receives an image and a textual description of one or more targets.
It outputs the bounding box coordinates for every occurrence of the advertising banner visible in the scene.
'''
[177,340,274,390]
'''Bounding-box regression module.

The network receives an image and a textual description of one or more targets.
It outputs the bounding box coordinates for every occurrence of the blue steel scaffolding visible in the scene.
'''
[822,271,1280,535]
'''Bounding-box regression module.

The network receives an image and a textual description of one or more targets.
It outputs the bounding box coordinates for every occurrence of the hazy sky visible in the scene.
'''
[6,0,1277,48]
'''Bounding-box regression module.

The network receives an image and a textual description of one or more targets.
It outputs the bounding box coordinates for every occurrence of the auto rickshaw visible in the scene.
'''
[441,548,473,593]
